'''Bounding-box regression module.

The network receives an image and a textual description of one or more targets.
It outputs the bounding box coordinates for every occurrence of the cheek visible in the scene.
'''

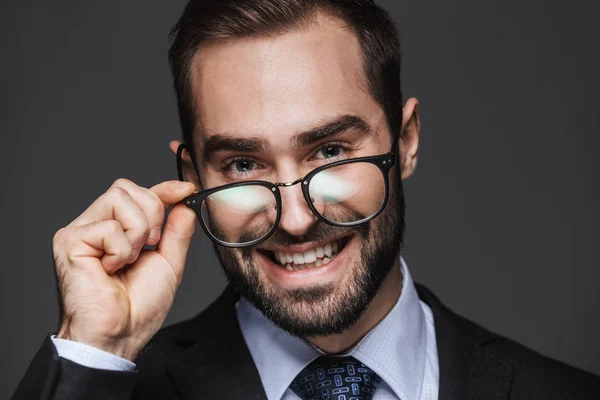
[217,245,246,273]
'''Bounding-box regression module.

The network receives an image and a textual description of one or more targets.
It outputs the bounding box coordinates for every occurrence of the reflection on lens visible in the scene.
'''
[309,169,359,203]
[309,162,385,225]
[208,185,272,213]
[200,184,277,245]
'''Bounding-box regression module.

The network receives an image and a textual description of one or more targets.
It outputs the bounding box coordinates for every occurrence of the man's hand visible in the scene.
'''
[53,178,197,361]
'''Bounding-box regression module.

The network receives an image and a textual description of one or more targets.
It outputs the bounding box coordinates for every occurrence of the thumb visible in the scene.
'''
[156,203,196,283]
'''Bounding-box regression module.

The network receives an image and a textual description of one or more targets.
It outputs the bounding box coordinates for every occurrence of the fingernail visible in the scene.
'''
[176,181,191,189]
[129,248,138,261]
[149,228,162,241]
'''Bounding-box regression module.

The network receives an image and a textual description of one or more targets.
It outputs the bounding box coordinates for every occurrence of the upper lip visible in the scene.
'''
[257,234,352,253]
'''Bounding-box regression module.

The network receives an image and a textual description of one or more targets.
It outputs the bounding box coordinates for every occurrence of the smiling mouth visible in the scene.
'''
[260,236,351,272]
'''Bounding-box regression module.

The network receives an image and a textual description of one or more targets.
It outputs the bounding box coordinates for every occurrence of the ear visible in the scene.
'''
[169,140,202,190]
[398,98,420,180]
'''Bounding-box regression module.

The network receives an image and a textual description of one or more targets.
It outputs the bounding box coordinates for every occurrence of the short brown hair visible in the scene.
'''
[168,0,402,167]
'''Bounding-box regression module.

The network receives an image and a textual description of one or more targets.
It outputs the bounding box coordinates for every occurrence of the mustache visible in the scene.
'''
[240,219,370,258]
[266,218,371,246]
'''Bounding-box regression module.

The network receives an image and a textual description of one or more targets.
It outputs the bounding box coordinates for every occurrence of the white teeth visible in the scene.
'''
[281,256,332,271]
[324,243,332,257]
[304,249,317,263]
[285,252,293,263]
[277,252,286,265]
[293,253,305,265]
[316,246,325,258]
[273,239,343,268]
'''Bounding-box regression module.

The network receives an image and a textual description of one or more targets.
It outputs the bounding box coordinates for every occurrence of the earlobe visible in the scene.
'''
[398,98,420,180]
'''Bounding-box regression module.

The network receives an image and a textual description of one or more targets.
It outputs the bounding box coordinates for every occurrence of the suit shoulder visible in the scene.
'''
[451,303,600,388]
[416,284,600,398]
[450,305,597,378]
[484,332,600,397]
[447,293,599,396]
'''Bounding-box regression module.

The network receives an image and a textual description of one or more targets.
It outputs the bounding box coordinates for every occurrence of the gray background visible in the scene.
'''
[1,0,599,396]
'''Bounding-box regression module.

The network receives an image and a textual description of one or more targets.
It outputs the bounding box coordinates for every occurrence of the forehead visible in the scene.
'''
[189,13,384,146]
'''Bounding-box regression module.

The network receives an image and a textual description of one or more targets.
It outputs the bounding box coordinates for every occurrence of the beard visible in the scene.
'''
[213,166,405,338]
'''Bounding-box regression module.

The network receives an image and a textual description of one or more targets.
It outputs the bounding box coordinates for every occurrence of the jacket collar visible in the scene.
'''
[415,284,514,400]
[166,284,513,400]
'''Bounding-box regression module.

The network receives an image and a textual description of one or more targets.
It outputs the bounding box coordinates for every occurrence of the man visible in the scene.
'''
[13,0,600,399]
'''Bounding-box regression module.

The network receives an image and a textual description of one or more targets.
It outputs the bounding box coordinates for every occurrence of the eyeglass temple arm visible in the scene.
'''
[176,143,186,181]
[389,114,403,161]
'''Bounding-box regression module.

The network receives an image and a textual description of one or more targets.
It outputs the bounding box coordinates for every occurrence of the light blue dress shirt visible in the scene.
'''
[237,257,439,400]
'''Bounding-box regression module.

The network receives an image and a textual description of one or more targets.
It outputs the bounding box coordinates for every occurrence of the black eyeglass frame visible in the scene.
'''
[176,128,401,248]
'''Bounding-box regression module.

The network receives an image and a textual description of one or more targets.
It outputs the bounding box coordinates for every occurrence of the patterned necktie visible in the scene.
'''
[289,355,382,400]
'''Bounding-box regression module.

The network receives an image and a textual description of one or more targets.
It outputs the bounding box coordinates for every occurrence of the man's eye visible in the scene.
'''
[230,159,255,173]
[316,145,344,159]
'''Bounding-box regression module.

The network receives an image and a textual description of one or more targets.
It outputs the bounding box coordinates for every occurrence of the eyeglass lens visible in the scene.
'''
[200,184,277,246]
[309,161,385,225]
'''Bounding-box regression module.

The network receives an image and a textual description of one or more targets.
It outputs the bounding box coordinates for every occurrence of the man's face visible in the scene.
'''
[189,14,405,337]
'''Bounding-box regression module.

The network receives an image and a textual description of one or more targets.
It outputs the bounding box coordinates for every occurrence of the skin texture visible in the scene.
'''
[174,12,420,353]
[53,11,419,361]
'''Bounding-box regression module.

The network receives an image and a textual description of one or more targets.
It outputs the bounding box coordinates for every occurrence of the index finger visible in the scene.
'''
[149,180,197,208]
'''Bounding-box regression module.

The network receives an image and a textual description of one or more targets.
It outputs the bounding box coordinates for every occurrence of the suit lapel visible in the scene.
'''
[416,284,514,400]
[166,287,268,400]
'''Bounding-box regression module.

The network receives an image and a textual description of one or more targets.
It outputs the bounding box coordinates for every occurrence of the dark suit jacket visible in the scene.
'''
[13,284,600,399]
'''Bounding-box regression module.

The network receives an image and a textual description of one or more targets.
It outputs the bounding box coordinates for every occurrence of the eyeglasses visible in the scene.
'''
[176,130,400,248]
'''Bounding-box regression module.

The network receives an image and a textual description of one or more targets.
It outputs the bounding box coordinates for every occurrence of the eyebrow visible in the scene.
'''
[291,114,373,148]
[201,114,373,162]
[202,135,270,162]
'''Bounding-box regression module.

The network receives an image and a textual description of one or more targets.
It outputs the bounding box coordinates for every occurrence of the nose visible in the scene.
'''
[276,181,318,236]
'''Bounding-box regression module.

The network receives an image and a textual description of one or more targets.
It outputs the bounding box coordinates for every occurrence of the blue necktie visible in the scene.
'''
[289,355,382,400]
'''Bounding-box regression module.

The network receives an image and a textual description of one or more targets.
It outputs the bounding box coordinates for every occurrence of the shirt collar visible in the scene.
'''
[236,257,427,400]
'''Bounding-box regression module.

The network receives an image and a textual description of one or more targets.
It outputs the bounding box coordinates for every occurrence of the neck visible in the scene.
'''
[307,259,403,354]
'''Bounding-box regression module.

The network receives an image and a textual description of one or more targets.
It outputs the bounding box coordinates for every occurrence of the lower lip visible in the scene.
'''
[256,235,356,288]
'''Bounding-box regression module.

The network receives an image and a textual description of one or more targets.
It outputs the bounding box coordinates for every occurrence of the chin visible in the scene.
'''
[234,235,377,337]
